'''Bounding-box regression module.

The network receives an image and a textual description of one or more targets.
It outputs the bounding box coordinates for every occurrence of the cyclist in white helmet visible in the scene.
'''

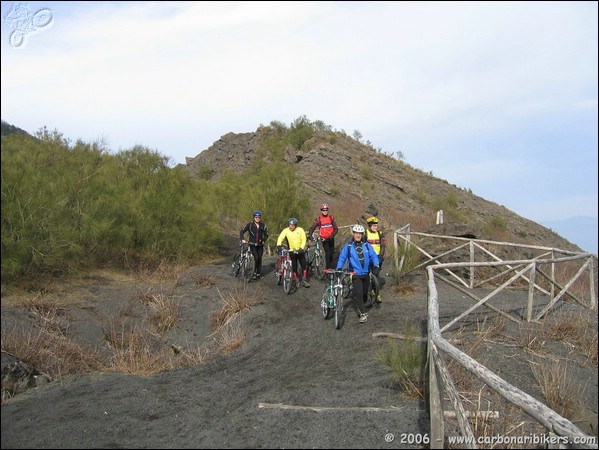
[336,224,380,323]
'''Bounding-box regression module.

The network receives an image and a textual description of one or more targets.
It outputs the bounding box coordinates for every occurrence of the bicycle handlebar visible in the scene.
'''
[240,241,260,246]
[324,269,354,275]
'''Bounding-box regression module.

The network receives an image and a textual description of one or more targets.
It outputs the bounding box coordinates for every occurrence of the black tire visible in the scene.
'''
[275,259,283,285]
[314,253,326,280]
[283,265,293,294]
[342,273,352,298]
[243,254,255,281]
[321,290,331,319]
[368,272,380,305]
[231,253,241,277]
[334,289,343,329]
[305,246,314,266]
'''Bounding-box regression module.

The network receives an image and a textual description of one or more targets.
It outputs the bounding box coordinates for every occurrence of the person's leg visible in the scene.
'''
[249,246,260,279]
[291,253,299,280]
[299,253,309,287]
[325,239,335,269]
[255,246,264,277]
[351,275,368,319]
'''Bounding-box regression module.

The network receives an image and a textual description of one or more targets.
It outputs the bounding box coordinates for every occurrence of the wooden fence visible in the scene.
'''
[393,225,598,449]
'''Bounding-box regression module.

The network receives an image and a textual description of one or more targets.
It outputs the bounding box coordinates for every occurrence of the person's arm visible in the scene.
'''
[336,244,347,270]
[299,228,307,250]
[276,229,287,247]
[308,220,317,239]
[367,243,380,274]
[330,219,339,239]
[379,231,386,259]
[263,224,269,243]
[239,223,248,241]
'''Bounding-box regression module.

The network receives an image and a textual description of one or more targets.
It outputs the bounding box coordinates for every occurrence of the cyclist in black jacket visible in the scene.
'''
[240,210,269,280]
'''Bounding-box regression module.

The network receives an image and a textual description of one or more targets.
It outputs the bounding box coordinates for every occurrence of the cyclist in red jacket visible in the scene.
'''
[308,203,339,269]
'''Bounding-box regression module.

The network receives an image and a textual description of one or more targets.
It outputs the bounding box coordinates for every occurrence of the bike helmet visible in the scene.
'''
[366,216,379,224]
[253,210,262,217]
[352,224,365,233]
[289,218,298,225]
[320,203,329,211]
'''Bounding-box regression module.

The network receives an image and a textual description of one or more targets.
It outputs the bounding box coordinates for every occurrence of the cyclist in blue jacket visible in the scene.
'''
[336,224,379,323]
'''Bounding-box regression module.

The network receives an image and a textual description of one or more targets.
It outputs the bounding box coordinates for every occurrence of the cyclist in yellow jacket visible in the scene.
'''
[276,218,310,288]
[365,216,386,303]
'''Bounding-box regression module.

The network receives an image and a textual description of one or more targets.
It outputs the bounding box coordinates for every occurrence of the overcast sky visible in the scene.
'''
[2,1,597,226]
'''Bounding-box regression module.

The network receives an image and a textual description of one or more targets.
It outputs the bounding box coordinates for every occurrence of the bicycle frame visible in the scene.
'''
[231,243,255,282]
[275,249,295,294]
[342,271,379,306]
[321,269,352,329]
[307,237,326,280]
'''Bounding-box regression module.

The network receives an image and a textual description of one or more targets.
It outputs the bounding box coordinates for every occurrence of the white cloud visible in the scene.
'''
[1,1,596,221]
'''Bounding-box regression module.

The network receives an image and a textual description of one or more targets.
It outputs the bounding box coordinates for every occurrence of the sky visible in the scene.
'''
[1,1,597,241]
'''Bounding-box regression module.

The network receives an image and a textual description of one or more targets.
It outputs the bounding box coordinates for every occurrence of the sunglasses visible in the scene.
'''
[321,209,329,211]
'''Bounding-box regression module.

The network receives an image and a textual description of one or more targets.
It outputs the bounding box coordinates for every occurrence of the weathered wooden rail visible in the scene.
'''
[393,225,598,448]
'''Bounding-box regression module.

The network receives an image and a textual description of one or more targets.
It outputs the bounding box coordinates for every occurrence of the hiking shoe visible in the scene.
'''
[255,274,261,280]
[302,280,310,288]
[359,313,368,323]
[376,294,382,303]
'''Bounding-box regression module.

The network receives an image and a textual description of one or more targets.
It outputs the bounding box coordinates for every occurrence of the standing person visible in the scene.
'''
[276,218,310,288]
[336,224,380,323]
[308,203,339,269]
[240,210,269,280]
[365,216,386,303]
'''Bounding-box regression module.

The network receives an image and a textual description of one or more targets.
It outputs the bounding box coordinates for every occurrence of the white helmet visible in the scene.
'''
[352,224,365,233]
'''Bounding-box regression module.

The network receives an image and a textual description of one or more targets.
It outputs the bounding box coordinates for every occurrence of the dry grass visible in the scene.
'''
[209,284,261,334]
[530,358,585,423]
[1,325,106,378]
[517,310,598,367]
[1,266,267,384]
[22,293,70,336]
[393,281,416,295]
[131,286,180,336]
[376,320,425,399]
[192,272,217,287]
[213,322,247,354]
[444,365,549,449]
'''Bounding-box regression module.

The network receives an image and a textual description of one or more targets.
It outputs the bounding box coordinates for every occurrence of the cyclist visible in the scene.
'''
[364,216,386,303]
[240,210,269,280]
[336,224,380,323]
[276,218,310,288]
[308,203,339,269]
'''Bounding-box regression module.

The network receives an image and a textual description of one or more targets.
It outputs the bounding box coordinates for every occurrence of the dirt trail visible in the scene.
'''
[1,256,597,449]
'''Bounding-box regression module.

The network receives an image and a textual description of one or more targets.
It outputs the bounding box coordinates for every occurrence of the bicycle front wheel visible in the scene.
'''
[334,289,344,329]
[368,273,380,305]
[342,273,352,298]
[314,253,326,280]
[321,289,332,319]
[243,254,255,281]
[283,266,293,294]
[231,253,241,277]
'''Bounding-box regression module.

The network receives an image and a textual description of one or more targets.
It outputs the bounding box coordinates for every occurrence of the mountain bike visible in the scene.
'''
[306,237,326,281]
[274,249,295,294]
[321,269,352,329]
[230,242,256,282]
[342,271,380,308]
